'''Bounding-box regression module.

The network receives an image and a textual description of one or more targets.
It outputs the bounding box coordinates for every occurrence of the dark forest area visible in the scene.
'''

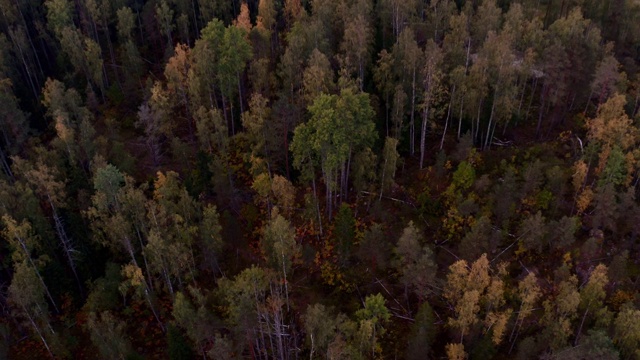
[1,0,640,358]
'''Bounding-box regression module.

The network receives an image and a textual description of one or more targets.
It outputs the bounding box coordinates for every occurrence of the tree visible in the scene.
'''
[59,27,105,99]
[587,94,636,151]
[356,223,390,271]
[614,305,640,360]
[407,302,436,360]
[340,13,372,90]
[199,204,223,274]
[86,311,131,360]
[471,0,501,47]
[559,329,619,360]
[587,53,626,113]
[446,342,466,360]
[21,159,81,293]
[509,273,541,351]
[164,43,193,131]
[0,79,28,179]
[261,210,299,308]
[116,7,143,87]
[2,215,58,313]
[419,39,444,169]
[304,303,341,359]
[334,203,356,266]
[242,93,276,173]
[459,216,493,261]
[393,28,422,154]
[548,216,579,250]
[378,0,418,43]
[374,49,396,136]
[575,264,609,345]
[217,23,253,134]
[303,49,333,104]
[172,288,217,357]
[291,88,376,216]
[444,255,493,342]
[379,137,399,200]
[218,266,291,359]
[189,19,223,111]
[88,166,164,330]
[518,211,547,254]
[8,260,57,358]
[355,293,390,358]
[394,221,436,300]
[540,275,580,351]
[156,0,174,50]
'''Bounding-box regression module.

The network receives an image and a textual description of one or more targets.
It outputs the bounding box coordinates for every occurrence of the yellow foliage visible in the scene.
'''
[572,160,588,193]
[445,343,466,360]
[576,186,594,214]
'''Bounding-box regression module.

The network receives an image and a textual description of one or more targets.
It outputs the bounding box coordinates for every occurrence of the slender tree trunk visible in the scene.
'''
[385,94,390,137]
[311,177,323,236]
[441,85,455,150]
[484,96,497,150]
[134,224,154,292]
[23,305,54,359]
[221,95,230,135]
[457,96,465,140]
[17,239,59,313]
[281,251,289,311]
[575,302,590,346]
[5,27,39,100]
[13,2,45,79]
[345,149,352,199]
[536,89,547,138]
[237,72,244,115]
[475,98,484,145]
[379,151,387,201]
[420,106,429,169]
[410,68,417,155]
[51,204,83,296]
[0,147,14,181]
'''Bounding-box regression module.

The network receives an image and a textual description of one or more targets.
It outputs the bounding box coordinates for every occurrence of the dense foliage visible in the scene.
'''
[1,0,640,358]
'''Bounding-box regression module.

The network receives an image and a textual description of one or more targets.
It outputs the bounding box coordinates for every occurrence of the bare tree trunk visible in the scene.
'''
[23,305,54,359]
[52,206,83,296]
[419,106,429,169]
[16,238,59,313]
[410,68,417,155]
[484,96,497,150]
[575,302,590,346]
[237,73,244,115]
[457,96,465,140]
[441,85,455,150]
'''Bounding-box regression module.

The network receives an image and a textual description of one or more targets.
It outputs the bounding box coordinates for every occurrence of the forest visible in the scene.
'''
[1,0,640,358]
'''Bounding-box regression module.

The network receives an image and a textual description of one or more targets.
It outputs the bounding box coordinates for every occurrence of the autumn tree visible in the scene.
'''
[339,3,373,90]
[540,274,580,351]
[509,273,541,352]
[575,264,609,345]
